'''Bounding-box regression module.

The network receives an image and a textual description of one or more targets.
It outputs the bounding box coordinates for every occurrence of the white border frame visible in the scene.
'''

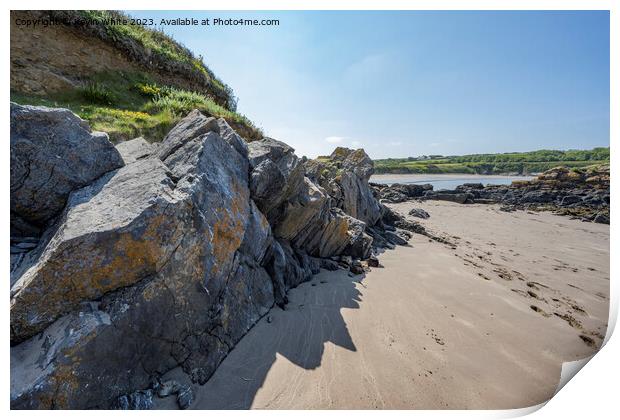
[2,2,616,419]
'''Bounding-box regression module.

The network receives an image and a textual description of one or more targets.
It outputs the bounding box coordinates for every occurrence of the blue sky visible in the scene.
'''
[129,10,609,159]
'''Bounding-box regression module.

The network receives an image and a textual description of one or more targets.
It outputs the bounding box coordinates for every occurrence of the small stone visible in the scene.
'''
[367,255,379,267]
[266,315,272,323]
[340,255,353,266]
[350,265,364,275]
[156,380,181,398]
[408,208,430,219]
[176,386,194,410]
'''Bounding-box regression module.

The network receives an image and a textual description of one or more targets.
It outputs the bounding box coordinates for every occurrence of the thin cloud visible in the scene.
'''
[325,136,346,144]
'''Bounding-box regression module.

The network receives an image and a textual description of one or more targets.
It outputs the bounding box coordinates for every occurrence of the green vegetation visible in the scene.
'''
[374,148,610,174]
[65,10,236,110]
[11,71,262,142]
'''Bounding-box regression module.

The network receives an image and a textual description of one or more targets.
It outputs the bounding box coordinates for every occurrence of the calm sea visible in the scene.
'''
[369,174,534,191]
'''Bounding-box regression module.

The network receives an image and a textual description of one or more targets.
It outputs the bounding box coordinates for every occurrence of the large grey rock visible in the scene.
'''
[10,103,124,234]
[248,141,372,259]
[155,109,219,161]
[266,239,317,306]
[247,137,305,225]
[115,137,154,163]
[11,110,274,408]
[10,158,188,343]
[273,177,370,258]
[10,109,398,409]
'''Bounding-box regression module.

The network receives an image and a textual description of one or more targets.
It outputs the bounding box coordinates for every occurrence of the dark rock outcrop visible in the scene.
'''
[370,182,433,203]
[11,110,274,408]
[455,166,610,223]
[408,208,430,219]
[371,166,610,224]
[422,190,474,204]
[10,106,409,409]
[305,147,382,225]
[248,141,374,259]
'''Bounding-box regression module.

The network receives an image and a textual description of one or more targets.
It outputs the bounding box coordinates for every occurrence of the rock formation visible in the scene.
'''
[451,166,610,223]
[371,166,610,224]
[10,104,410,409]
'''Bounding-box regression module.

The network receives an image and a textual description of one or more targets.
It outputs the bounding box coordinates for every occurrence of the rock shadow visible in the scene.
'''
[162,269,363,409]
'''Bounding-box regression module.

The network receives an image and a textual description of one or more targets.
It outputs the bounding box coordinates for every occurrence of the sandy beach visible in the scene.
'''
[155,202,609,410]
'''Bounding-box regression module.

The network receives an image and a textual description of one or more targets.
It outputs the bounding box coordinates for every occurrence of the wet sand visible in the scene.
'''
[156,202,609,409]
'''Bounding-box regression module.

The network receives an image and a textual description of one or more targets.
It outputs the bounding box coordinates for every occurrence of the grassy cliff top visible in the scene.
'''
[11,10,263,142]
[11,71,262,143]
[52,10,236,111]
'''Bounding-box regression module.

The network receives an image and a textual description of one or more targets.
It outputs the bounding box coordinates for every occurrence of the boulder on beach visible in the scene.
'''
[423,190,474,204]
[10,105,406,409]
[408,208,430,219]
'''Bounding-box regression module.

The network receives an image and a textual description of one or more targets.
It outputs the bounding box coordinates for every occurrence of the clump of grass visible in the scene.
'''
[144,85,258,130]
[80,82,117,106]
[73,10,237,111]
[134,82,163,99]
[11,71,263,143]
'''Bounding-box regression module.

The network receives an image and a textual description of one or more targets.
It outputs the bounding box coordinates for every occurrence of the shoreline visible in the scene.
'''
[154,201,609,410]
[370,173,534,185]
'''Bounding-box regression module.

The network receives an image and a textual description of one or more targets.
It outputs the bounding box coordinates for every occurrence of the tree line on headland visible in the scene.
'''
[373,147,610,175]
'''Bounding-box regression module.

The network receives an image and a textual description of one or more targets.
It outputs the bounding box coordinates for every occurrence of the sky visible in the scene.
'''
[129,10,610,159]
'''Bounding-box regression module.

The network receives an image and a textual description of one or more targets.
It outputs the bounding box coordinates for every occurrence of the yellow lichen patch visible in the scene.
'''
[11,211,184,341]
[209,182,247,277]
[41,326,101,408]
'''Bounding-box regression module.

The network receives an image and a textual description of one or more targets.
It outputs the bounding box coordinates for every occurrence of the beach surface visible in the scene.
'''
[155,201,609,410]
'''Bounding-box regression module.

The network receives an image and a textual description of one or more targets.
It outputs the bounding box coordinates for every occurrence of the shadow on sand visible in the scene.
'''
[176,269,364,409]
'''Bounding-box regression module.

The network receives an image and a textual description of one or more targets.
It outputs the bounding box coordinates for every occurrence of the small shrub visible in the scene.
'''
[134,82,163,99]
[80,82,116,106]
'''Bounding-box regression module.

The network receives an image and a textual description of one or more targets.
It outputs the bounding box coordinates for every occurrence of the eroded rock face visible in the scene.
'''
[11,110,273,408]
[10,103,124,235]
[247,137,305,225]
[248,141,373,259]
[306,147,382,226]
[10,108,395,409]
[10,158,188,343]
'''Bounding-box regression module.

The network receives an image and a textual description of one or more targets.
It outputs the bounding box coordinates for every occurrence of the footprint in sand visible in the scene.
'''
[425,328,446,346]
[512,288,546,303]
[527,281,549,290]
[530,305,551,317]
[553,312,583,329]
[493,267,513,281]
[579,334,596,348]
[511,289,530,298]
